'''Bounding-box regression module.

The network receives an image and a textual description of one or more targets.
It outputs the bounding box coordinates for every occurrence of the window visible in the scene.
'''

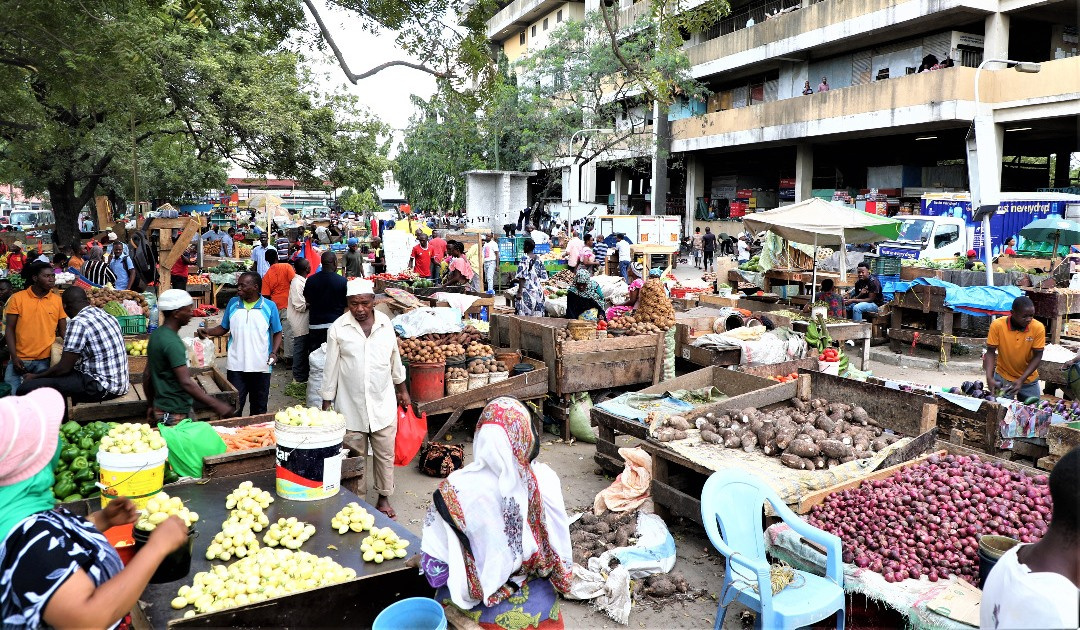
[933,224,960,248]
[543,17,549,30]
[531,25,536,37]
[557,9,563,22]
[519,32,526,45]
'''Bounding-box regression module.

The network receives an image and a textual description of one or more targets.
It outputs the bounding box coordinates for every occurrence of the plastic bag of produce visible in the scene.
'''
[157,419,227,478]
[568,392,596,443]
[664,326,676,381]
[183,337,216,369]
[307,343,327,408]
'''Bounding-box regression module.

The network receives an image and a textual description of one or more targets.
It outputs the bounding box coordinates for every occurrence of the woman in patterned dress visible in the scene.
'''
[420,397,573,629]
[0,388,188,629]
[512,239,549,317]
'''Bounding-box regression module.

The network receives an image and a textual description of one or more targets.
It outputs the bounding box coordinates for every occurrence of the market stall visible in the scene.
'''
[1024,287,1080,344]
[68,367,237,423]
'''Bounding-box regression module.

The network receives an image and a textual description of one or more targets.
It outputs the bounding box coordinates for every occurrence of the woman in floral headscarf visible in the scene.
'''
[420,397,573,629]
[564,267,605,321]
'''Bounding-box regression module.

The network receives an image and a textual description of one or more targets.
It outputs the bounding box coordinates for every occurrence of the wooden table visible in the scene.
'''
[793,321,873,370]
[888,285,983,361]
[630,244,678,270]
[68,367,237,423]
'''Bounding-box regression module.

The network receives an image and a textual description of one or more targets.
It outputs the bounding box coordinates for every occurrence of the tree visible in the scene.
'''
[0,0,389,246]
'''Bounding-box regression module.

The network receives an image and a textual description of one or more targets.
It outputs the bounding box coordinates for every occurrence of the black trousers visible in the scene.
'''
[227,370,271,416]
[306,328,329,355]
[18,371,120,420]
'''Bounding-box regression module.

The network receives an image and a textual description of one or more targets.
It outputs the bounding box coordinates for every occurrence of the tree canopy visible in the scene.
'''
[0,0,389,245]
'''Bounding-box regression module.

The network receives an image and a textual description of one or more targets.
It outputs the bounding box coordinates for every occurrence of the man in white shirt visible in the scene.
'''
[320,278,410,520]
[616,234,633,282]
[737,234,751,262]
[482,232,499,294]
[287,258,310,383]
[525,225,550,245]
[981,446,1080,629]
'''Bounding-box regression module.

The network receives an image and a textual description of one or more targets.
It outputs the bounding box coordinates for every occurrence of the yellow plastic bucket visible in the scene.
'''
[97,447,169,509]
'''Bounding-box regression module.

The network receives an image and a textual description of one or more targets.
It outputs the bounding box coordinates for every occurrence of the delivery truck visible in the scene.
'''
[876,192,1080,261]
[591,215,682,245]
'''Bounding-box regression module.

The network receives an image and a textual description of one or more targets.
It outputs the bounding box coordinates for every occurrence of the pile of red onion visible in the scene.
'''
[806,453,1052,584]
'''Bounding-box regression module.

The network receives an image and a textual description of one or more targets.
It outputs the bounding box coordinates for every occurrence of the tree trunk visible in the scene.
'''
[48,177,81,251]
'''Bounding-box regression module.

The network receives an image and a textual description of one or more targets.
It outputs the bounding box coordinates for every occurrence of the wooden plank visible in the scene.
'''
[802,370,938,438]
[797,451,945,513]
[651,480,705,525]
[557,358,657,394]
[678,342,741,367]
[414,358,548,416]
[887,328,985,352]
[559,345,657,368]
[1047,423,1080,457]
[651,332,665,385]
[561,332,661,355]
[196,373,222,396]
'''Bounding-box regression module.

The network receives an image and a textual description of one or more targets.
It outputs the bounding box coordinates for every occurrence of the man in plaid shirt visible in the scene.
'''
[18,287,129,404]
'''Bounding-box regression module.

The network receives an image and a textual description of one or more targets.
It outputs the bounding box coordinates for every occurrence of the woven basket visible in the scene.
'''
[567,321,596,341]
[488,371,509,384]
[446,378,468,396]
[467,372,490,390]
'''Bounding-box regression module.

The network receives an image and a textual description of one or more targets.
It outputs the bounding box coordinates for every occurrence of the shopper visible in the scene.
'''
[444,241,480,292]
[419,397,572,625]
[170,246,194,291]
[145,289,235,424]
[108,241,136,290]
[0,387,189,629]
[428,230,447,283]
[409,232,433,278]
[565,231,584,271]
[482,232,499,293]
[844,262,883,322]
[984,295,1044,400]
[512,239,548,317]
[220,227,235,258]
[692,227,704,268]
[817,76,830,92]
[6,242,26,275]
[702,227,717,272]
[80,246,116,287]
[199,271,282,415]
[5,262,66,393]
[304,251,347,354]
[616,233,633,281]
[343,240,364,278]
[320,279,409,520]
[287,258,311,383]
[260,249,294,311]
[980,446,1079,629]
[579,234,597,269]
[17,287,128,405]
[251,235,271,276]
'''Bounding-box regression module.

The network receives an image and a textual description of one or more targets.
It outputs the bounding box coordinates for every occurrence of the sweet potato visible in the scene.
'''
[818,439,854,460]
[780,453,805,469]
[785,438,819,458]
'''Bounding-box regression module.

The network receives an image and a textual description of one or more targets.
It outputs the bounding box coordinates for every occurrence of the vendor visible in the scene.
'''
[17,287,129,406]
[443,241,480,292]
[370,236,386,275]
[981,446,1079,629]
[578,234,597,270]
[145,289,236,424]
[512,239,548,317]
[80,246,115,287]
[0,388,189,629]
[565,268,606,321]
[419,397,572,628]
[964,249,979,270]
[343,240,364,278]
[1003,237,1017,256]
[844,262,883,322]
[606,261,644,320]
[805,278,845,318]
[5,262,67,392]
[985,295,1044,400]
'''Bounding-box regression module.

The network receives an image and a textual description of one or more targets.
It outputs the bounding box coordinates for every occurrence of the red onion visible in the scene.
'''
[807,454,1052,585]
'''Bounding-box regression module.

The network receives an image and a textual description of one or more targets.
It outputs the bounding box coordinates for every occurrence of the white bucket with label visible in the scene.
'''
[97,447,169,509]
[275,421,347,501]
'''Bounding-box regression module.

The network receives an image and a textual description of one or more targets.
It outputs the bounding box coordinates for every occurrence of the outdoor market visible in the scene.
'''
[0,193,1077,630]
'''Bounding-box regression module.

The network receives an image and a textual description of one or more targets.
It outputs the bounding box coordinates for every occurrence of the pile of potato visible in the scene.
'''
[634,279,675,330]
[467,359,506,374]
[397,330,487,364]
[88,288,148,315]
[607,315,664,336]
[655,398,900,471]
[399,339,448,364]
[203,240,223,256]
[465,342,493,358]
[446,367,468,380]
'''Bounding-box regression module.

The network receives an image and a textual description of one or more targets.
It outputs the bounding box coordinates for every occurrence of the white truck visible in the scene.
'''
[877,215,971,262]
[592,214,682,246]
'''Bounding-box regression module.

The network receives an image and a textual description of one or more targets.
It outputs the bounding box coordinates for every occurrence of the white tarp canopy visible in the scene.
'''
[742,198,900,247]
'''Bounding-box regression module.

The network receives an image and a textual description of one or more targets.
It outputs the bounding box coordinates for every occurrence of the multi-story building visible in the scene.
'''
[486,0,1080,230]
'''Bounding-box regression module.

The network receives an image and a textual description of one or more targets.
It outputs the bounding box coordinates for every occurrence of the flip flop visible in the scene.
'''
[376,504,397,520]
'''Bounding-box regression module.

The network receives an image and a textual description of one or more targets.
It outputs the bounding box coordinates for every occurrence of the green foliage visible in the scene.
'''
[339,188,379,213]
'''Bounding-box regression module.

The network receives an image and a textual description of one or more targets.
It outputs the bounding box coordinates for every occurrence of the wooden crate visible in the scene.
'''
[737,357,820,379]
[69,367,238,423]
[643,371,939,523]
[591,366,790,474]
[677,341,743,367]
[493,314,664,396]
[212,333,230,358]
[891,284,948,312]
[1047,422,1080,458]
[899,267,944,281]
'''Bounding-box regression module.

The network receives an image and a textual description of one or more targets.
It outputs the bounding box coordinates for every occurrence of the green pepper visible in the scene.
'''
[60,493,83,503]
[78,436,95,451]
[71,456,89,470]
[53,478,76,498]
[56,469,74,482]
[59,444,79,462]
[78,481,99,497]
[60,421,81,436]
[73,467,95,483]
[163,463,180,485]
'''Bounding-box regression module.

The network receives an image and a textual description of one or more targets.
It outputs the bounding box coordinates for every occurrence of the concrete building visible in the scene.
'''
[484,0,1079,233]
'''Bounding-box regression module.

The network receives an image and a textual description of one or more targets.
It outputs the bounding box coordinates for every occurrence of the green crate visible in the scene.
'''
[115,314,147,335]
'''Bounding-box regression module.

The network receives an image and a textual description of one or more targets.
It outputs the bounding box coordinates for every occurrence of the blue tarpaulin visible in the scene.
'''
[903,277,1021,317]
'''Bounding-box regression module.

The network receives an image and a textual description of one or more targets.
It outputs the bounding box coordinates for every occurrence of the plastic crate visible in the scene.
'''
[868,255,902,276]
[498,237,523,262]
[533,243,551,254]
[115,314,147,335]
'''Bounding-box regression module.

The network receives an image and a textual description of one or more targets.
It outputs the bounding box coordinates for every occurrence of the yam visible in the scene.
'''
[814,414,837,433]
[594,521,612,535]
[700,429,721,444]
[791,398,807,413]
[740,432,758,452]
[721,430,741,449]
[850,406,870,425]
[814,456,826,469]
[840,455,856,464]
[645,576,677,598]
[580,512,598,526]
[656,427,676,442]
[740,408,757,422]
[802,457,817,471]
[780,453,805,469]
[670,571,690,593]
[826,458,840,469]
[785,438,819,458]
[694,417,710,430]
[817,439,854,460]
[774,428,797,451]
[668,416,691,431]
[615,524,635,547]
[672,429,688,441]
[870,438,889,452]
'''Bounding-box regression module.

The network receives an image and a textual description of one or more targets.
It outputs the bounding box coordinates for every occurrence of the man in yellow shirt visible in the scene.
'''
[985,295,1044,400]
[5,262,67,392]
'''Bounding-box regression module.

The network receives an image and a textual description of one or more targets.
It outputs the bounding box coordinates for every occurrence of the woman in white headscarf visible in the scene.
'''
[420,397,572,628]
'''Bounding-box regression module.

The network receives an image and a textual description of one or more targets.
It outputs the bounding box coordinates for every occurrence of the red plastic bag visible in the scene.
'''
[394,406,428,466]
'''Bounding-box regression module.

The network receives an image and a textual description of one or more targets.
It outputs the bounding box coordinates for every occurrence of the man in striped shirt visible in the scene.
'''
[592,234,609,273]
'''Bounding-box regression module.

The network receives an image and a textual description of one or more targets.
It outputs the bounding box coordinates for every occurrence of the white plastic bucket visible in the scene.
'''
[97,447,169,509]
[818,360,840,376]
[275,422,347,501]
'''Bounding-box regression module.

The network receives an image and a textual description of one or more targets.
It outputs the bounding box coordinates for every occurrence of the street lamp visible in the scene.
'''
[969,58,1041,286]
[567,128,616,237]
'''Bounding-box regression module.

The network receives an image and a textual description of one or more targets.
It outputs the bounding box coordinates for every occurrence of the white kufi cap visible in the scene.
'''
[158,289,194,311]
[346,279,375,296]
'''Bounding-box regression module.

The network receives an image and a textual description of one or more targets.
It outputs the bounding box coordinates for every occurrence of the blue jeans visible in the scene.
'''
[431,262,442,284]
[484,260,497,293]
[619,260,631,283]
[292,334,308,383]
[850,302,879,322]
[5,359,50,394]
[992,373,1042,401]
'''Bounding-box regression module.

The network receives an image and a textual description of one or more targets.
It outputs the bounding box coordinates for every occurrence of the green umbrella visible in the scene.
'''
[1019,218,1080,260]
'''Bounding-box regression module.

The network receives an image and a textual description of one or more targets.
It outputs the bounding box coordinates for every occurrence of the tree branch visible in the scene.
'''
[301,0,448,83]
[597,2,658,103]
[74,153,114,211]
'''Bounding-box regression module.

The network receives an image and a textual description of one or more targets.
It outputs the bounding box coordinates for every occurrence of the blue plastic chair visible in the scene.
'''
[701,470,845,630]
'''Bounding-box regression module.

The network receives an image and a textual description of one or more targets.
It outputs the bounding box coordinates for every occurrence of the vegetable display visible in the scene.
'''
[633,278,676,330]
[135,492,199,531]
[88,288,148,315]
[206,481,274,561]
[55,420,113,501]
[360,527,410,563]
[263,518,316,549]
[126,339,148,356]
[100,423,167,454]
[331,502,376,534]
[739,256,762,272]
[656,398,899,471]
[397,329,485,364]
[218,425,276,451]
[808,453,1051,584]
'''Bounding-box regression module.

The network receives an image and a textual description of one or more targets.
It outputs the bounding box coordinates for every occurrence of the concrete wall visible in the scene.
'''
[465,171,535,230]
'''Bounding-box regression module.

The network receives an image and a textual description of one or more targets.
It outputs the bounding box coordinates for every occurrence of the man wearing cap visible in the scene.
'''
[220,227,235,258]
[199,271,282,415]
[343,239,364,278]
[5,262,66,392]
[18,287,128,406]
[320,278,409,520]
[304,251,347,355]
[145,289,235,424]
[964,249,979,270]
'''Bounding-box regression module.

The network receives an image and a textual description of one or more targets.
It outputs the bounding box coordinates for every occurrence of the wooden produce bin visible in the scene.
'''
[415,357,549,441]
[490,314,665,396]
[737,357,820,379]
[674,308,743,367]
[1044,422,1080,470]
[1024,288,1080,344]
[68,367,238,423]
[591,366,791,474]
[888,284,983,361]
[643,370,938,524]
[792,320,873,370]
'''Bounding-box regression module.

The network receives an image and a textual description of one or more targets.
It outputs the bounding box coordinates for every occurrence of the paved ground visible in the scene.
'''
[198,257,986,628]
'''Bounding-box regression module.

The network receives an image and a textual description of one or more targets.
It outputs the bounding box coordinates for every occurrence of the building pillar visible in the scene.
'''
[795,143,813,202]
[619,0,633,8]
[984,13,1010,62]
[1055,150,1074,188]
[651,100,671,215]
[685,155,705,234]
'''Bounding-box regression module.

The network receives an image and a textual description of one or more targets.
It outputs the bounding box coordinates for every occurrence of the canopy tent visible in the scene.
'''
[393,216,432,236]
[742,199,901,300]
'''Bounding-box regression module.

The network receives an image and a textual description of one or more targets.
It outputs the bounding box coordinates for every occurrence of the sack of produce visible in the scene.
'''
[307,343,327,409]
[568,392,596,443]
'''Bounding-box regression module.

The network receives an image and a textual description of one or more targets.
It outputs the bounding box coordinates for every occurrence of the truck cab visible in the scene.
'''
[877,215,969,262]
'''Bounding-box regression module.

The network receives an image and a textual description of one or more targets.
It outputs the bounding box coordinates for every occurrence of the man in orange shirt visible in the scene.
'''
[5,262,67,392]
[985,295,1044,400]
[261,249,295,364]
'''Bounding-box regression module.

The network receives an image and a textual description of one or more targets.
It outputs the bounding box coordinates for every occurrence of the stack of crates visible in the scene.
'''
[869,255,902,301]
[498,236,524,263]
